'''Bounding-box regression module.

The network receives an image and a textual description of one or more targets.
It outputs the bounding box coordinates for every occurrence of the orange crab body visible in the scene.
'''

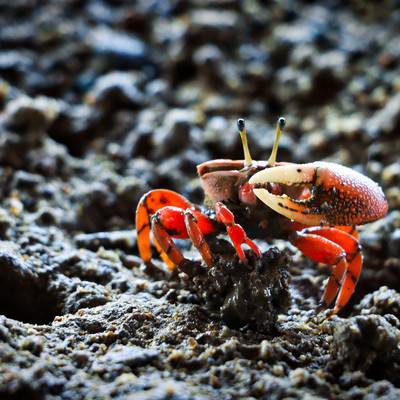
[135,118,388,315]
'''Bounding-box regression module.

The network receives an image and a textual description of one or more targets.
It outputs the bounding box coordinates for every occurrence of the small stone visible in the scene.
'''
[122,126,154,158]
[0,50,32,74]
[75,230,135,252]
[193,45,222,82]
[355,286,400,318]
[12,170,43,190]
[367,92,400,138]
[101,345,159,368]
[386,186,400,210]
[153,109,196,156]
[193,45,222,67]
[382,162,400,185]
[388,229,400,257]
[87,26,150,67]
[304,131,328,152]
[19,336,44,356]
[289,368,308,386]
[116,176,149,221]
[72,350,90,367]
[189,10,239,43]
[0,208,12,239]
[3,95,59,135]
[272,364,285,377]
[86,72,144,110]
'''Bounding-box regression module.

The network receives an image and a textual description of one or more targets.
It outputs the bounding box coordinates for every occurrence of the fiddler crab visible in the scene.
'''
[135,118,388,315]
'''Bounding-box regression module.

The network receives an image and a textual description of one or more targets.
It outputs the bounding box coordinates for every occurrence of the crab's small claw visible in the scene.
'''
[249,161,388,226]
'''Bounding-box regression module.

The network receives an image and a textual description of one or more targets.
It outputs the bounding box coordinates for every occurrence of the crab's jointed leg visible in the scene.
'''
[151,209,187,268]
[136,189,192,267]
[215,202,261,263]
[151,206,215,268]
[290,226,362,314]
[184,210,213,267]
[136,189,216,269]
[152,235,177,271]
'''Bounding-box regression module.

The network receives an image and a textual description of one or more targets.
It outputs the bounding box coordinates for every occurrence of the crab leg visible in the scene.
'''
[336,225,359,240]
[136,189,193,267]
[151,204,216,269]
[151,212,186,267]
[333,251,362,314]
[184,210,213,267]
[152,236,178,271]
[290,227,362,313]
[215,202,261,263]
[286,221,359,240]
[136,189,217,269]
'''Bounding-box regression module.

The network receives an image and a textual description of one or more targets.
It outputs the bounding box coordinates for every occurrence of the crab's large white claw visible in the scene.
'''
[249,162,388,226]
[250,164,317,186]
[249,164,322,225]
[251,189,324,225]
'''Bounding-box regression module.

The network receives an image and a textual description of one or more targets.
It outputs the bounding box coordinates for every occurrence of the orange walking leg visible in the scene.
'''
[184,210,213,267]
[290,226,362,314]
[215,202,261,263]
[332,252,362,314]
[151,212,186,268]
[136,189,217,270]
[136,189,193,267]
[151,205,216,269]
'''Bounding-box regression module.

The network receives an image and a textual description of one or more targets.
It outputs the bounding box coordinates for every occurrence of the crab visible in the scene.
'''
[135,117,388,315]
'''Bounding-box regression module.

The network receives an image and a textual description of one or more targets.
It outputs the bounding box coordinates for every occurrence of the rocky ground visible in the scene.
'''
[1,0,400,399]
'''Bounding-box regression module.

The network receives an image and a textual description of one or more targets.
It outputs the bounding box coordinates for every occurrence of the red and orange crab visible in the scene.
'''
[135,118,388,315]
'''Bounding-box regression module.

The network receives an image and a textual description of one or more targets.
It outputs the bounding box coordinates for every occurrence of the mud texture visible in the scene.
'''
[182,247,291,332]
[1,1,400,399]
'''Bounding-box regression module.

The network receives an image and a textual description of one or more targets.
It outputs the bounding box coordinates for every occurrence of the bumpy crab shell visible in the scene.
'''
[249,161,388,226]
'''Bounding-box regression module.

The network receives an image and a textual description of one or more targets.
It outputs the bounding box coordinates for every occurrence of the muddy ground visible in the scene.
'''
[1,1,400,399]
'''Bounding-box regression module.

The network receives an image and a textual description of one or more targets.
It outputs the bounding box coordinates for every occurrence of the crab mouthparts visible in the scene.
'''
[252,181,313,200]
[249,164,324,225]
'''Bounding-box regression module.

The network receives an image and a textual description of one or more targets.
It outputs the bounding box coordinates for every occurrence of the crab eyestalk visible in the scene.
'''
[267,117,285,167]
[237,118,253,167]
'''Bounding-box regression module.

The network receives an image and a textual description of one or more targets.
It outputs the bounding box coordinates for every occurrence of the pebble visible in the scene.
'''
[98,345,159,368]
[189,9,239,42]
[382,162,400,186]
[3,95,59,135]
[75,230,136,252]
[367,92,400,138]
[86,71,145,110]
[0,50,33,75]
[153,109,196,156]
[355,286,400,318]
[87,26,151,67]
[386,186,400,209]
[388,229,400,257]
[289,368,308,386]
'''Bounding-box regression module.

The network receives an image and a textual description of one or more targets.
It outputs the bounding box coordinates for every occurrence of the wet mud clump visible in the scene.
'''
[181,246,291,332]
